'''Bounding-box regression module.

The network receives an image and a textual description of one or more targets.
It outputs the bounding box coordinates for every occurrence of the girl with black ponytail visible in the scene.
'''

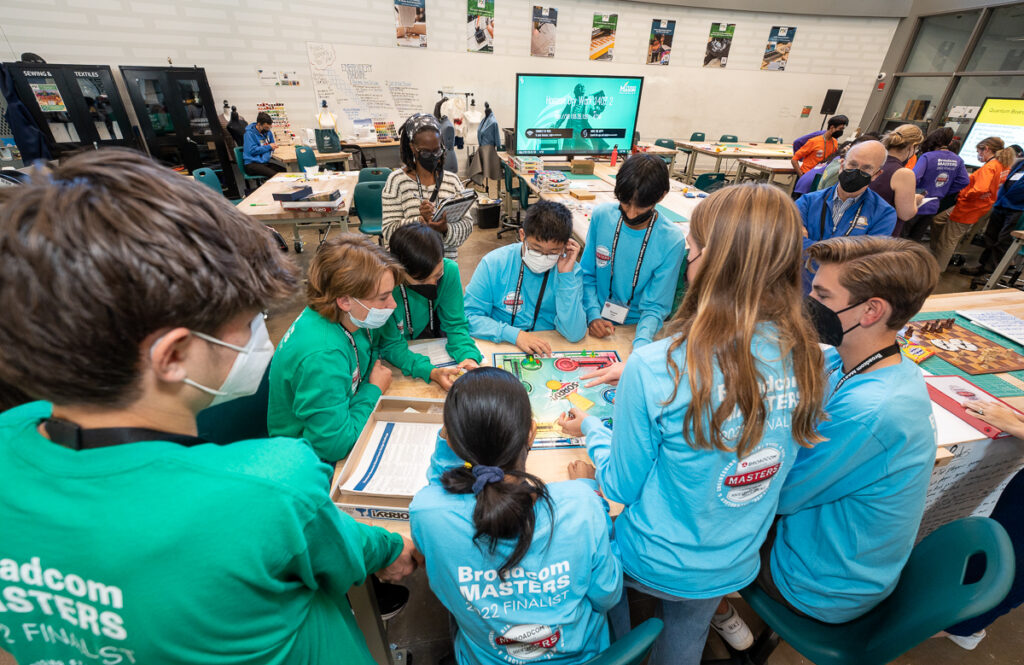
[410,368,622,664]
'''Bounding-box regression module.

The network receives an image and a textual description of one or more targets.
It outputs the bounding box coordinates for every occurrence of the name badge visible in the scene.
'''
[601,300,629,324]
[1011,173,1023,181]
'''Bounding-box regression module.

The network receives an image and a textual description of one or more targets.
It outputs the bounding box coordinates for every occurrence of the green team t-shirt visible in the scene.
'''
[0,401,403,665]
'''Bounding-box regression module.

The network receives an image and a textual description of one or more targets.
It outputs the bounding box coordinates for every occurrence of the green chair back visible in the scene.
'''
[679,132,705,155]
[741,516,1014,665]
[196,367,271,443]
[503,161,520,196]
[719,134,739,143]
[354,181,384,238]
[233,146,266,182]
[582,618,662,665]
[694,172,727,193]
[654,138,676,150]
[192,167,222,194]
[518,175,531,210]
[358,167,392,183]
[766,136,784,144]
[294,145,318,171]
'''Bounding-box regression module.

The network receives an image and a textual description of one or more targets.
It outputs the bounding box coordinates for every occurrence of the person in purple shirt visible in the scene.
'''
[903,127,969,241]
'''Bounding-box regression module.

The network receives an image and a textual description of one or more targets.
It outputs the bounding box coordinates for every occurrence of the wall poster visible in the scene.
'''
[531,6,557,57]
[468,0,495,53]
[589,13,617,61]
[647,19,675,65]
[761,26,796,71]
[704,23,735,68]
[395,0,427,48]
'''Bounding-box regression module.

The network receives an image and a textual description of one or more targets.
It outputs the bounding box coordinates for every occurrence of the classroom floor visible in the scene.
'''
[2,219,1019,665]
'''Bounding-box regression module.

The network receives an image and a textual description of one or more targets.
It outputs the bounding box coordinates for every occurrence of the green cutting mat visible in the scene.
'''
[564,173,601,180]
[912,311,1024,397]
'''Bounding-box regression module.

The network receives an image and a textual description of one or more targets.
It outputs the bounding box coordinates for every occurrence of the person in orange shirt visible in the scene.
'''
[791,115,847,174]
[930,136,1016,271]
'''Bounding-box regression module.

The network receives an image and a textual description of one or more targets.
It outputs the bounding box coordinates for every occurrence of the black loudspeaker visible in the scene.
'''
[821,89,843,115]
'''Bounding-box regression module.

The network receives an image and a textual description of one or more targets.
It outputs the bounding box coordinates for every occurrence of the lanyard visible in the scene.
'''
[341,327,373,384]
[415,171,442,204]
[820,193,867,238]
[400,285,438,340]
[511,261,551,333]
[828,343,901,396]
[608,211,657,308]
[42,418,207,451]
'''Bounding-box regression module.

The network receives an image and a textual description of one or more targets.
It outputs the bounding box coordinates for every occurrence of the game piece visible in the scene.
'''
[899,320,1024,375]
[903,325,915,338]
[496,350,621,446]
[567,392,595,411]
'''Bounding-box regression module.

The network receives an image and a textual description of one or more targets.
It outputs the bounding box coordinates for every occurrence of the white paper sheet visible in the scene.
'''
[341,421,440,497]
[408,338,456,367]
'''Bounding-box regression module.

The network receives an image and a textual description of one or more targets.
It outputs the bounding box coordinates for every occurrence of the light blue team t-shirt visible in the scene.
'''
[582,327,803,598]
[580,203,686,349]
[464,243,587,345]
[410,454,622,665]
[770,348,937,623]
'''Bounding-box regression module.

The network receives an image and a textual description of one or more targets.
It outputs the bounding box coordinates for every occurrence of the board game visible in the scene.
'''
[495,350,620,447]
[899,318,1024,375]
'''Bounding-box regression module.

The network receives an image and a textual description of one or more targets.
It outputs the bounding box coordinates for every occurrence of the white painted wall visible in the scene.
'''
[1,0,898,143]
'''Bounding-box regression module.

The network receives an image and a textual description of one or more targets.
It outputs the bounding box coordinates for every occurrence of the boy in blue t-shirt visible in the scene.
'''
[465,200,585,356]
[580,153,686,349]
[762,235,940,623]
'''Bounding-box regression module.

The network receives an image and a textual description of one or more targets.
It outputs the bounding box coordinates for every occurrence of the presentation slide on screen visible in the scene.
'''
[515,74,643,156]
[959,98,1024,168]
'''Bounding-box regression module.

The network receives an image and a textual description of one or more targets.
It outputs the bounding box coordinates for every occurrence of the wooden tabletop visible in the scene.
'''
[272,145,350,165]
[738,158,798,173]
[236,172,357,222]
[677,141,793,159]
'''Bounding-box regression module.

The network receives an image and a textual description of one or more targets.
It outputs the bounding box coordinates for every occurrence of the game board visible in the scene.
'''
[899,318,1024,375]
[495,350,620,447]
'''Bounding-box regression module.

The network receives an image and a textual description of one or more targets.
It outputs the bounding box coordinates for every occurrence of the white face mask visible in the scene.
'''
[350,298,395,329]
[179,314,274,407]
[522,246,559,274]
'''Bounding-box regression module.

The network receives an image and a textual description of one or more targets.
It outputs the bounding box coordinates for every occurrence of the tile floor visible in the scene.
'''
[3,218,1020,665]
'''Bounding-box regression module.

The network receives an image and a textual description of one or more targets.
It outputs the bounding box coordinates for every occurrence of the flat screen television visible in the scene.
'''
[958,97,1024,168]
[514,73,644,157]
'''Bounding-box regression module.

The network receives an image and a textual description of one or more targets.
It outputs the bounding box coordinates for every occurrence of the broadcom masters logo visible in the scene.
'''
[618,82,637,95]
[491,623,562,661]
[717,445,784,507]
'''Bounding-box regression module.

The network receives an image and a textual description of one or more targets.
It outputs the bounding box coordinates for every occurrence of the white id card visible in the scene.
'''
[601,301,629,324]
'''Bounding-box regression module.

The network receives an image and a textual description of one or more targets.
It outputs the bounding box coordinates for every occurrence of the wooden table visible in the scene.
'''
[237,172,357,253]
[735,158,798,193]
[675,141,793,183]
[272,145,352,172]
[637,141,679,173]
[354,140,402,169]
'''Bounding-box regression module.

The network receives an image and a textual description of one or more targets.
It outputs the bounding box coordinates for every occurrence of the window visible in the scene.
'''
[966,5,1024,72]
[941,75,1024,141]
[883,77,949,124]
[902,11,981,73]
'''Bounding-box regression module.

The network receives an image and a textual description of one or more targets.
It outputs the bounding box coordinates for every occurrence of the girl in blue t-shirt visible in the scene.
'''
[559,183,826,665]
[410,368,622,665]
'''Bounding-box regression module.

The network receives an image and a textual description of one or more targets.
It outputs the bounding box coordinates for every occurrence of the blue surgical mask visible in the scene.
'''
[350,298,395,329]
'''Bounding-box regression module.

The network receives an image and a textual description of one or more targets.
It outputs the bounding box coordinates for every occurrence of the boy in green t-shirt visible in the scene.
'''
[0,149,418,665]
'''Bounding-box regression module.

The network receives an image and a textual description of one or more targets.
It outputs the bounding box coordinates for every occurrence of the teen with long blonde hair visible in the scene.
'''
[559,183,825,664]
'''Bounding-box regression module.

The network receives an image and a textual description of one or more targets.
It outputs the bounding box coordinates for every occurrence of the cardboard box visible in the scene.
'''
[331,410,443,522]
[570,189,596,200]
[571,159,595,174]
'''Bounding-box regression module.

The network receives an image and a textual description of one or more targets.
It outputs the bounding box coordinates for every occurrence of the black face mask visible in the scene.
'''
[832,129,844,139]
[408,283,439,300]
[619,205,654,227]
[837,168,873,194]
[805,296,865,347]
[416,149,443,173]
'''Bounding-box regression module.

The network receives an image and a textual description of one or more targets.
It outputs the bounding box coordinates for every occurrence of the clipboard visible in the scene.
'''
[433,189,477,223]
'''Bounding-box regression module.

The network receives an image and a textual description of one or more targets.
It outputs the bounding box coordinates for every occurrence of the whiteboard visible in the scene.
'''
[306,41,849,146]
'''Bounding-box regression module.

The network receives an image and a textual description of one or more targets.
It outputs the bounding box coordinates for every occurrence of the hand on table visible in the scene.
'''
[556,407,587,439]
[516,332,551,357]
[376,536,421,583]
[369,360,393,393]
[430,367,461,391]
[457,358,480,371]
[964,400,1024,438]
[567,460,597,481]
[581,361,624,388]
[588,319,615,338]
[557,239,581,273]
